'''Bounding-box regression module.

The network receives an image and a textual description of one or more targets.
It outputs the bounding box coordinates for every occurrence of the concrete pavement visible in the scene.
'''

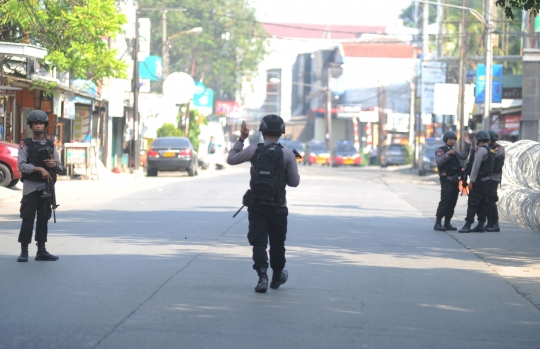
[0,165,539,348]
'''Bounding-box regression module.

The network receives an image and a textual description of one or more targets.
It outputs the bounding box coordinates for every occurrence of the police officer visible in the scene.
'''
[16,110,63,262]
[485,130,505,232]
[459,130,495,233]
[434,131,471,231]
[227,115,300,293]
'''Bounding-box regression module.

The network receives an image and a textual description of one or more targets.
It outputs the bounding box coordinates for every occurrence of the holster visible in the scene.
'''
[242,189,254,207]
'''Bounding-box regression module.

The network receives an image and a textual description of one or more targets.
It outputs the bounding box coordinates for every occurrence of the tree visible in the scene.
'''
[496,0,539,19]
[0,0,128,83]
[157,123,183,137]
[178,109,207,149]
[139,0,267,101]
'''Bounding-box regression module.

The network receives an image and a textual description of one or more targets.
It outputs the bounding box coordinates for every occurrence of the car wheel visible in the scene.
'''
[147,168,158,177]
[194,161,199,176]
[8,179,19,188]
[0,163,12,187]
[216,164,223,170]
[187,166,195,177]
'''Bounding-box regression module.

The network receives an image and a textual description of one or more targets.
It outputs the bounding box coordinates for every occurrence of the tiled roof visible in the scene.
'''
[262,23,385,39]
[341,42,416,58]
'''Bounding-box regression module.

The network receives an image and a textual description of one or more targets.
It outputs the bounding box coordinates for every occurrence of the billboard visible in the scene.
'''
[421,62,447,114]
[475,64,503,103]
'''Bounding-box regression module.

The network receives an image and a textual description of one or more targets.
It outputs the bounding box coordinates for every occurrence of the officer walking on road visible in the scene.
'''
[16,110,63,262]
[434,131,471,231]
[485,130,505,232]
[459,130,495,233]
[227,115,300,293]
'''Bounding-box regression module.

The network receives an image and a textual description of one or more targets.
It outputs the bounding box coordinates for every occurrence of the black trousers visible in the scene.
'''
[247,204,288,272]
[487,180,500,224]
[465,179,489,224]
[18,190,51,244]
[435,178,460,222]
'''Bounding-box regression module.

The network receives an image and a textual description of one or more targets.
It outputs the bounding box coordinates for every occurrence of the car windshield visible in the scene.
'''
[424,144,440,154]
[285,142,304,151]
[388,145,404,151]
[336,144,356,152]
[311,146,328,152]
[153,138,189,148]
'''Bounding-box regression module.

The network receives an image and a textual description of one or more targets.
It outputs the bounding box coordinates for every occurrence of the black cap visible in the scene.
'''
[443,131,457,143]
[259,114,285,135]
[487,129,498,142]
[27,110,49,125]
[475,130,490,142]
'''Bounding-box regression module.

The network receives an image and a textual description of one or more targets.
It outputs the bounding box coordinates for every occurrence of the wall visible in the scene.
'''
[521,50,540,142]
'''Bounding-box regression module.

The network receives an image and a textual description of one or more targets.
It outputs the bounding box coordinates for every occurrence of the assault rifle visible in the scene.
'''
[37,146,60,223]
[461,133,476,196]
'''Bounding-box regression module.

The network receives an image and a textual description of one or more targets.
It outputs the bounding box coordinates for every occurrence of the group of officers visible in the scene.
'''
[434,129,505,233]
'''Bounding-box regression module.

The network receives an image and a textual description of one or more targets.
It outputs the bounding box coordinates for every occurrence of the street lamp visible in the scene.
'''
[162,26,203,79]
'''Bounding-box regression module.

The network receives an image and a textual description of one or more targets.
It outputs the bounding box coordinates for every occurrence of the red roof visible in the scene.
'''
[341,42,416,58]
[262,23,385,39]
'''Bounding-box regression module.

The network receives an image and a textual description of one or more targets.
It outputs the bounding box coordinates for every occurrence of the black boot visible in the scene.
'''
[444,219,457,231]
[254,268,268,293]
[459,223,472,233]
[471,222,485,233]
[17,243,29,263]
[270,270,288,290]
[486,222,500,232]
[35,242,59,261]
[433,218,446,231]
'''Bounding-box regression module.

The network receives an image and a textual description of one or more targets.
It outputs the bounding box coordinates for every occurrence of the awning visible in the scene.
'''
[0,85,21,97]
[0,42,47,59]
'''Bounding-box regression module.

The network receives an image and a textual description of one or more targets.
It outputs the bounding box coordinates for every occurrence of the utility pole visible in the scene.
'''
[482,0,492,130]
[422,2,430,58]
[133,9,140,171]
[436,0,443,58]
[326,86,332,149]
[457,0,468,150]
[161,10,168,79]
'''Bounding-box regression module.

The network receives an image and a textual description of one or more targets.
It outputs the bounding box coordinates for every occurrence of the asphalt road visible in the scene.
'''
[0,165,539,349]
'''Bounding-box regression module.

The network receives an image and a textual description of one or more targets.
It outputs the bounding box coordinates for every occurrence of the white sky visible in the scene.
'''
[250,0,413,26]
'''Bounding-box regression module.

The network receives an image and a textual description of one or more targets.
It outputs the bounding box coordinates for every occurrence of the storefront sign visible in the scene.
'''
[421,62,447,114]
[74,105,91,142]
[66,147,87,165]
[475,64,503,103]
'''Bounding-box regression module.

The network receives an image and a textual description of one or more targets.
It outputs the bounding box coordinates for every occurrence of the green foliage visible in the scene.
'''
[0,0,128,83]
[157,123,183,137]
[179,109,206,149]
[496,0,539,19]
[399,2,437,27]
[139,0,267,99]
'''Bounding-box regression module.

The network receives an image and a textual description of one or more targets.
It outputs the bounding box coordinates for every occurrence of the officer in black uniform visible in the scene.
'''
[16,110,63,262]
[227,115,300,293]
[459,130,495,233]
[485,130,505,232]
[434,131,471,231]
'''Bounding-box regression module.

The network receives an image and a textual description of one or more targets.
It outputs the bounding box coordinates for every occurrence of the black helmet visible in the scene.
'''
[475,130,490,142]
[487,129,498,142]
[27,110,49,126]
[443,131,457,143]
[259,114,285,135]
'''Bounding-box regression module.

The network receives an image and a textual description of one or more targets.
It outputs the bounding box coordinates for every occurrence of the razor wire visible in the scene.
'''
[497,140,540,233]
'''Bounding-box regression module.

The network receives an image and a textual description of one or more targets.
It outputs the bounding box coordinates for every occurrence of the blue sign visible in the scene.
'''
[139,56,163,81]
[193,88,214,108]
[475,64,503,103]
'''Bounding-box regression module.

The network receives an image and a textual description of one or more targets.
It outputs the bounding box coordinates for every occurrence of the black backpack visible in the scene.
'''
[250,143,286,205]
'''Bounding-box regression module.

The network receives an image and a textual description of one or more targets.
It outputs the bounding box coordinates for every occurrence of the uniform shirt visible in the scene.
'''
[469,146,488,183]
[488,143,505,182]
[435,143,470,167]
[227,139,300,205]
[18,138,64,196]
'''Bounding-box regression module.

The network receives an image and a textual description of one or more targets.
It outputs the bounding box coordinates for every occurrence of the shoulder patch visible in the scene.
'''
[437,149,444,156]
[490,149,496,153]
[19,141,25,149]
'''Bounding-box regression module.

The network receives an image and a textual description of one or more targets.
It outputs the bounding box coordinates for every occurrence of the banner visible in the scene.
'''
[475,64,503,103]
[421,62,447,114]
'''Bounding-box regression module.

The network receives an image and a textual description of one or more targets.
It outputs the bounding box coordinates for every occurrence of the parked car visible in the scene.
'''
[418,138,441,176]
[306,141,331,166]
[333,141,361,166]
[281,140,305,164]
[146,137,198,177]
[380,144,408,167]
[0,141,22,187]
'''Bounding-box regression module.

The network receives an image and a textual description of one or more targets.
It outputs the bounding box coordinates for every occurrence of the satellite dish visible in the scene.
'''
[163,72,195,104]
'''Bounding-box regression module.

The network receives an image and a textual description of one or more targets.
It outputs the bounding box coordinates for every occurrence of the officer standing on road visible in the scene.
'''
[16,110,63,262]
[227,115,300,293]
[434,131,471,231]
[459,130,495,233]
[485,130,505,232]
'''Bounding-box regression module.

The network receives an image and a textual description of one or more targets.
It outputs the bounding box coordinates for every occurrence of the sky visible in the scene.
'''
[250,0,413,26]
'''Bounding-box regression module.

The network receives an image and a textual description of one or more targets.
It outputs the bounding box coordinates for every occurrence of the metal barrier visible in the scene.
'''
[498,140,540,233]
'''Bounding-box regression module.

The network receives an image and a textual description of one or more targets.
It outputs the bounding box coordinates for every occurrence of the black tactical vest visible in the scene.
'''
[478,144,496,176]
[492,144,505,175]
[437,145,461,176]
[21,138,54,183]
[250,143,286,205]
